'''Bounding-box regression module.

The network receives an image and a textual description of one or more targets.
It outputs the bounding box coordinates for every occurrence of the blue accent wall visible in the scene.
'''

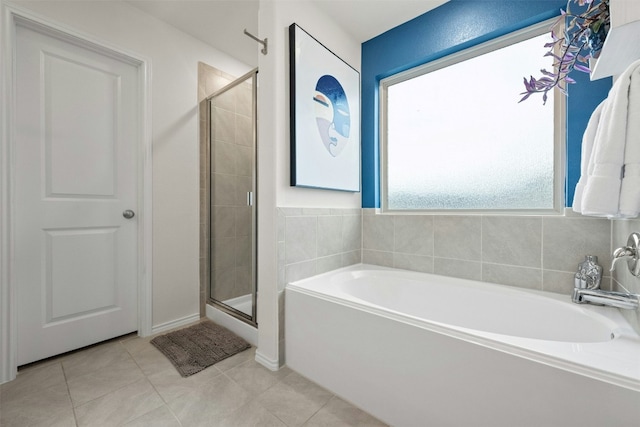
[361,0,612,208]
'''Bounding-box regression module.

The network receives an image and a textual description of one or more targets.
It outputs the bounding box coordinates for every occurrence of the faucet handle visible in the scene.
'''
[610,246,634,271]
[610,232,640,276]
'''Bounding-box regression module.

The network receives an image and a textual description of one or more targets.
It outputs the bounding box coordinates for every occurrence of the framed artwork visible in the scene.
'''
[289,23,360,192]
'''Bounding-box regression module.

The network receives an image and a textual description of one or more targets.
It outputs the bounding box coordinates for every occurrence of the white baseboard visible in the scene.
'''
[151,313,200,335]
[255,349,281,371]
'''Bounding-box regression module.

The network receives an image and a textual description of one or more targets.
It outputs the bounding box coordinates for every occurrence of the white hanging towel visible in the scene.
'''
[572,100,605,213]
[619,62,640,217]
[575,58,640,218]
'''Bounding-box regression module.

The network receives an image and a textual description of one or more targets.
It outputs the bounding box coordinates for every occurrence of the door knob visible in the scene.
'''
[123,209,135,219]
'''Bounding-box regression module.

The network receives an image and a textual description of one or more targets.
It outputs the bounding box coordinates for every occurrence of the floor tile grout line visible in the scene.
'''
[219,358,272,397]
[124,336,187,426]
[182,356,281,425]
[223,372,286,426]
[219,358,332,427]
[300,394,337,427]
[163,400,185,427]
[65,346,149,410]
[124,339,263,422]
[59,361,80,427]
[125,341,176,408]
[70,376,151,413]
[8,327,392,426]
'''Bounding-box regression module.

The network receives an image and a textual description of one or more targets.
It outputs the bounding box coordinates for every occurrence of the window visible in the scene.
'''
[380,21,564,212]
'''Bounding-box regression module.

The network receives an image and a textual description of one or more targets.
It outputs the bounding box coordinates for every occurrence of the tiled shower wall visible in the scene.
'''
[208,77,254,305]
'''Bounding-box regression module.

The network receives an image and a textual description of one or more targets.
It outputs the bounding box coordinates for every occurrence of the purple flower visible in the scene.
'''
[520,0,609,104]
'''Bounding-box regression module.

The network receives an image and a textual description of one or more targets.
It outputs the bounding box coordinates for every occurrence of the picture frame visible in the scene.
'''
[289,23,361,192]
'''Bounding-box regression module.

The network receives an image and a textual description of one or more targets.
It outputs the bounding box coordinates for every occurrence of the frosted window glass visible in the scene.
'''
[385,33,556,210]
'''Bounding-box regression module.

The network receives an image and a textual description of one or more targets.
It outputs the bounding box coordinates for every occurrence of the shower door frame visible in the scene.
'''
[206,68,258,327]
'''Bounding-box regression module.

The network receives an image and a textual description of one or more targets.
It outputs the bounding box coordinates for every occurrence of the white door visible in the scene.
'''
[14,21,140,365]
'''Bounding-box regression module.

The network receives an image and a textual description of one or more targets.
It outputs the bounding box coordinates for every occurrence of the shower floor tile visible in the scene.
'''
[0,321,388,427]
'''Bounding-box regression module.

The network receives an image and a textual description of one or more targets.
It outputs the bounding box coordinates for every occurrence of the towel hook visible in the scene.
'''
[243,29,268,55]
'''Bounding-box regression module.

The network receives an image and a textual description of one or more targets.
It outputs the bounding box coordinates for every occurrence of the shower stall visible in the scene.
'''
[206,69,257,326]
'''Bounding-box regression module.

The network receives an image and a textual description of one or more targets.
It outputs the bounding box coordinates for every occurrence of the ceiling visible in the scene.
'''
[126,0,448,67]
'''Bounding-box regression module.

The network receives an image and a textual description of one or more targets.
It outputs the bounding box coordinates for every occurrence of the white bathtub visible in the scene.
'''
[285,264,640,427]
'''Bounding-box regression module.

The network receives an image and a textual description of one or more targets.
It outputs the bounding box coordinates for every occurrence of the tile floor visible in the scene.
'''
[0,322,387,427]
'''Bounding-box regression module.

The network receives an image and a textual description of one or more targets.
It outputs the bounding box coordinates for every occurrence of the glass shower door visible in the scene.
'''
[208,69,257,325]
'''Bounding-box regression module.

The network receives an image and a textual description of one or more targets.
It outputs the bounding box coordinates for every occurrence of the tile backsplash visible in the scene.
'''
[278,207,615,294]
[278,206,640,342]
[362,209,613,295]
[277,207,362,292]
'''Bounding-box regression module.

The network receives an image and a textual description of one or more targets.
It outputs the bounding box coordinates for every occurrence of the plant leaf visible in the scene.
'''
[574,63,591,73]
[544,52,562,61]
[518,92,532,103]
[519,0,609,104]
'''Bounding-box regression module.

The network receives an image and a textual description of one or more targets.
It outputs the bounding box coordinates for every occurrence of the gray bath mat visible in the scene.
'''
[151,320,250,377]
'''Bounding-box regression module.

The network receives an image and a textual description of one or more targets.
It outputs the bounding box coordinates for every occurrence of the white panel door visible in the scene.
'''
[14,22,140,365]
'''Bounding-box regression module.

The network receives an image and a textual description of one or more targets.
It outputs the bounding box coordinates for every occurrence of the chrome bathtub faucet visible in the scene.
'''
[572,287,639,310]
[571,238,640,310]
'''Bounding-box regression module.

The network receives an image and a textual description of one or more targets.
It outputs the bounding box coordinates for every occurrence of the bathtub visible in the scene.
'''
[285,264,640,427]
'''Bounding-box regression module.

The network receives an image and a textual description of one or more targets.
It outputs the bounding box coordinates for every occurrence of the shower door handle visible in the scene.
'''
[247,192,254,207]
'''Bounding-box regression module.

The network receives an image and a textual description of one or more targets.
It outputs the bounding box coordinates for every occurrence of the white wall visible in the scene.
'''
[267,1,362,209]
[5,0,361,369]
[9,1,252,329]
[256,0,361,367]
